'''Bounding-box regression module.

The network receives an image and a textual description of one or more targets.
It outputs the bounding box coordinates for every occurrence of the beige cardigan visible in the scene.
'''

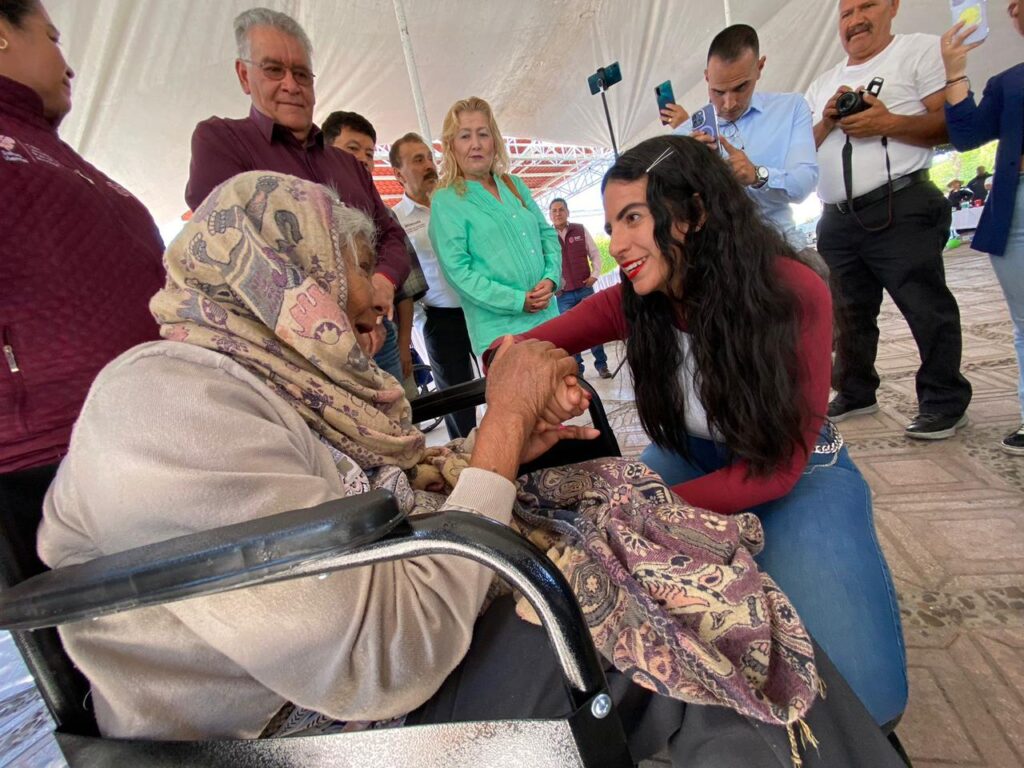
[37,341,515,740]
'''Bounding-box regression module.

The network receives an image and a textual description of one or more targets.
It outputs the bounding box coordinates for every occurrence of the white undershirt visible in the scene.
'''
[805,34,945,203]
[677,331,716,441]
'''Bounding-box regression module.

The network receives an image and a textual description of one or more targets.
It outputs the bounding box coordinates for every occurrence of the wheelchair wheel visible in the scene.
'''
[411,363,443,433]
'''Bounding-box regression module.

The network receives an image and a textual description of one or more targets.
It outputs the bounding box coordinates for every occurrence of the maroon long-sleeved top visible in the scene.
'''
[510,258,832,514]
[185,107,410,289]
[0,76,165,473]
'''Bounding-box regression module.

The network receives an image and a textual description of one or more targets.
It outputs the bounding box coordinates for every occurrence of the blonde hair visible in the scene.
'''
[437,97,511,195]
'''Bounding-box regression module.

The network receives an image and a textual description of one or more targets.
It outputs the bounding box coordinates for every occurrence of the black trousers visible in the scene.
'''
[408,596,907,768]
[818,181,972,416]
[422,305,478,439]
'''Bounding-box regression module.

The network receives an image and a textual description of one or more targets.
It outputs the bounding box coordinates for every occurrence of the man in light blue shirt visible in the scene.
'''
[666,24,818,250]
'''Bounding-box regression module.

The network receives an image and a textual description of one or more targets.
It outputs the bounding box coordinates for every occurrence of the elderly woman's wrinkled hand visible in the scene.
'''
[471,337,598,477]
[486,337,576,420]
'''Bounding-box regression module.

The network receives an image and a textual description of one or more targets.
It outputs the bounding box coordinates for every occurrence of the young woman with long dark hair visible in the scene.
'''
[504,135,908,728]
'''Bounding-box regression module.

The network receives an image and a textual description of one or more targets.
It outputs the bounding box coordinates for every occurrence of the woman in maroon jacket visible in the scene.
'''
[0,0,164,474]
[506,135,907,728]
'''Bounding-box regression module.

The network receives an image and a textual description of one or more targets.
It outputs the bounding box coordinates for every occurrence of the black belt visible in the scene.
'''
[824,168,930,214]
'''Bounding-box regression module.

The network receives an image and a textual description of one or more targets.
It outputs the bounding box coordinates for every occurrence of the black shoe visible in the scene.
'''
[904,412,968,440]
[597,367,613,379]
[827,396,879,423]
[1001,424,1024,455]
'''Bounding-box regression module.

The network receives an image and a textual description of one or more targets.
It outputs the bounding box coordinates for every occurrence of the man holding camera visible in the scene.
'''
[807,0,971,439]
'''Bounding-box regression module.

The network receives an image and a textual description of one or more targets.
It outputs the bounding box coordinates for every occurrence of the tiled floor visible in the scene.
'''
[2,247,1022,767]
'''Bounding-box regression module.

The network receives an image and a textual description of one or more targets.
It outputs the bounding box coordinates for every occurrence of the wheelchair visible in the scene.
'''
[0,379,632,768]
[408,344,483,436]
[410,359,444,434]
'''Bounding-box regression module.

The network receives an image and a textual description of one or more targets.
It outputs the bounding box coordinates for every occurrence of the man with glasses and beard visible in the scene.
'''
[184,7,410,316]
[664,24,820,258]
[390,133,478,439]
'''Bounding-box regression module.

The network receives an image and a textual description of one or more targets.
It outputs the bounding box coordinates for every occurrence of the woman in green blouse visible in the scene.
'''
[428,97,562,354]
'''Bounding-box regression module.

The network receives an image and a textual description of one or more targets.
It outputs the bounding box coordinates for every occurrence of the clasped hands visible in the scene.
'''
[478,337,599,472]
[524,278,557,313]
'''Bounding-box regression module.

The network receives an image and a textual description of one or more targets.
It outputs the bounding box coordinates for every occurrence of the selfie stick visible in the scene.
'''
[593,67,619,158]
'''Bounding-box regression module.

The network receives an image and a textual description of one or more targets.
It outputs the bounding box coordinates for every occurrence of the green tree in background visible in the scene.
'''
[929,140,998,191]
[594,236,616,275]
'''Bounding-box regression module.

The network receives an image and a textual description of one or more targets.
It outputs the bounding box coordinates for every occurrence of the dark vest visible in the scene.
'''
[559,223,592,292]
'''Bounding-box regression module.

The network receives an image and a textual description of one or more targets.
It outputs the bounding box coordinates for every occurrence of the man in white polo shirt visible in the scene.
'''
[807,0,971,439]
[390,132,477,439]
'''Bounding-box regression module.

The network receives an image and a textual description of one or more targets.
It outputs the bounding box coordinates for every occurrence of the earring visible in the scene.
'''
[0,38,8,50]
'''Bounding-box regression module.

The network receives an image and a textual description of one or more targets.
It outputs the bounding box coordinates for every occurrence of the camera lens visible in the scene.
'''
[836,91,860,117]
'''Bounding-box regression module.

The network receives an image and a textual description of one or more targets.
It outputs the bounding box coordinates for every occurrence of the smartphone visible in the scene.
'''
[587,62,622,95]
[950,0,989,45]
[655,80,676,124]
[690,103,719,144]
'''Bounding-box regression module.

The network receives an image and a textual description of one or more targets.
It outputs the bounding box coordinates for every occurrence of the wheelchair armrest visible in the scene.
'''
[0,501,607,703]
[410,377,486,423]
[0,490,405,630]
[409,377,621,465]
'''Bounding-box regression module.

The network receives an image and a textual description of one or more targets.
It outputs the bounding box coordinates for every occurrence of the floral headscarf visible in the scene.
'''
[150,171,426,471]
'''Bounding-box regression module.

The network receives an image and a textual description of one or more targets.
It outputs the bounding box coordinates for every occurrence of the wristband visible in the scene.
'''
[944,75,969,88]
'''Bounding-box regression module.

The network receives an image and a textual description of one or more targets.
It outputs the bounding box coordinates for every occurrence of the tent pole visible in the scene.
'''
[392,0,433,146]
[723,0,733,25]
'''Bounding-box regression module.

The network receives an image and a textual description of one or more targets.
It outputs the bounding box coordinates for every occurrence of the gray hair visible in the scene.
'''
[327,195,377,269]
[234,7,313,61]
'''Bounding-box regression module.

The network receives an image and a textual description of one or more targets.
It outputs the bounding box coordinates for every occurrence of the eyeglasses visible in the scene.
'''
[718,121,745,151]
[241,59,315,87]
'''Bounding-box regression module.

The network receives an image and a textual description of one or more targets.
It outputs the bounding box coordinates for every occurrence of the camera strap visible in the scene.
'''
[841,135,894,231]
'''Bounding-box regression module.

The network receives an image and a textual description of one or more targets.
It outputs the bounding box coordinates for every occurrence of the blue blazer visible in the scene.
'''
[945,63,1024,256]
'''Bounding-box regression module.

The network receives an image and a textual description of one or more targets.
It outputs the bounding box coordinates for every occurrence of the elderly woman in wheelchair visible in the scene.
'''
[17,172,907,767]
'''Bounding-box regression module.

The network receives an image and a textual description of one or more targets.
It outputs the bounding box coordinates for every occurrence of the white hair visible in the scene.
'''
[324,189,377,267]
[234,7,313,61]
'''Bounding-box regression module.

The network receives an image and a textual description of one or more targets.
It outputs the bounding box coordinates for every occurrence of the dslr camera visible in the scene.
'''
[836,77,884,118]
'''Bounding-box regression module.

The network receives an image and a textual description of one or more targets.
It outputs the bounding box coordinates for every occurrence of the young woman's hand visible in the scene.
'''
[941,21,983,80]
[471,337,596,478]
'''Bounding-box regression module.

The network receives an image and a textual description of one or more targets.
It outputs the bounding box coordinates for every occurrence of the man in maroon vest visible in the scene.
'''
[550,198,611,378]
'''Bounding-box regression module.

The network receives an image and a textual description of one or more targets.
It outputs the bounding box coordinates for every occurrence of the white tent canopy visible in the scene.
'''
[48,0,1019,226]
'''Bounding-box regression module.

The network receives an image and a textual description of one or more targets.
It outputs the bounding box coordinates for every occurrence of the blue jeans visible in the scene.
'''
[556,287,608,372]
[373,318,403,382]
[989,175,1024,418]
[640,431,908,727]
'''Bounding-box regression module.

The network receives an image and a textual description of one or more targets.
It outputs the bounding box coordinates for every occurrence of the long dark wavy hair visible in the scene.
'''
[604,135,809,475]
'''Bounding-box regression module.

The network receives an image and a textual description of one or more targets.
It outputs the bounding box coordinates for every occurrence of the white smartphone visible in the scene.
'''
[950,0,989,45]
